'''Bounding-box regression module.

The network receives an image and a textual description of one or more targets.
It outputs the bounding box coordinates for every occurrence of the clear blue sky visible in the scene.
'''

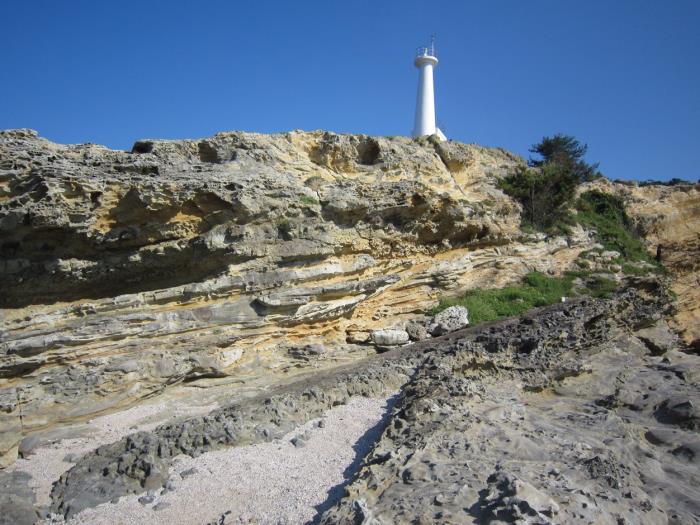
[2,1,698,181]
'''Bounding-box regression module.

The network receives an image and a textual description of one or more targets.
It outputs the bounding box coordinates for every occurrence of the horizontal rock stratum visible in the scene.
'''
[0,128,542,466]
[0,129,699,524]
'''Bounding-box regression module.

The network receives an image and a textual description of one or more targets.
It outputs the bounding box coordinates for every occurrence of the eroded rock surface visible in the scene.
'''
[22,281,695,524]
[320,285,700,525]
[1,129,585,466]
[49,358,413,518]
[0,129,698,524]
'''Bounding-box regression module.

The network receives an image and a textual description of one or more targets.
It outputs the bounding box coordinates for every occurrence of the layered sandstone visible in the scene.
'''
[0,129,698,525]
[1,129,591,467]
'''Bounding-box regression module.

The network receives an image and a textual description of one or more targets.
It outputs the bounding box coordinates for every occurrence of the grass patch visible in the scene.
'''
[431,271,576,325]
[299,195,318,205]
[621,263,649,276]
[584,275,618,298]
[432,270,623,325]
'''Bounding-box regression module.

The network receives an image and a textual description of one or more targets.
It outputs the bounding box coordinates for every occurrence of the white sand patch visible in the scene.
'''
[11,400,217,507]
[49,396,391,525]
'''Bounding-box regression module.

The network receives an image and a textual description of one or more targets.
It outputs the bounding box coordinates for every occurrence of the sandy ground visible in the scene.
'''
[40,396,392,525]
[10,399,218,508]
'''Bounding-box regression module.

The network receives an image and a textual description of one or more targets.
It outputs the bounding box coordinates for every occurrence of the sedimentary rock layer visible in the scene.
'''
[0,129,575,468]
[1,129,698,524]
[34,280,699,524]
[321,282,700,524]
[585,179,700,348]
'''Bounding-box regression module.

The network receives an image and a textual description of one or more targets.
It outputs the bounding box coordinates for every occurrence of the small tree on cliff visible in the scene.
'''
[529,134,599,182]
[500,134,599,231]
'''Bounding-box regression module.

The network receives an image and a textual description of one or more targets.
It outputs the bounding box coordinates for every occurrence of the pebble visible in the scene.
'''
[138,495,154,505]
[179,467,198,479]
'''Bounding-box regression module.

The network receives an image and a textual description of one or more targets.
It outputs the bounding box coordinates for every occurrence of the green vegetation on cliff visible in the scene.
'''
[575,190,658,266]
[433,271,619,325]
[499,134,599,232]
[430,134,668,326]
[433,272,574,324]
[500,133,662,275]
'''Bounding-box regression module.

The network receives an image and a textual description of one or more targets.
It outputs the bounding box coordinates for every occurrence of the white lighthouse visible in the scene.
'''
[412,37,446,141]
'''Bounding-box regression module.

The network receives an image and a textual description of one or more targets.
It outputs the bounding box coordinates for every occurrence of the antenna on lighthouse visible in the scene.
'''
[412,36,447,141]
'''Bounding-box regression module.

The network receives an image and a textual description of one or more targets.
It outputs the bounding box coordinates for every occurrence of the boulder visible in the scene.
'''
[17,435,42,459]
[428,306,469,336]
[371,329,410,347]
[655,397,697,427]
[405,320,430,342]
[635,320,678,355]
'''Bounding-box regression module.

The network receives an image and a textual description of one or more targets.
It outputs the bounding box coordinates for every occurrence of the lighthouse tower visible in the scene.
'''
[412,37,446,141]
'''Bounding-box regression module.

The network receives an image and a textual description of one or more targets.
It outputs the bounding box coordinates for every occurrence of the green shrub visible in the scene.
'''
[528,134,599,181]
[576,191,657,264]
[499,164,578,232]
[638,177,693,187]
[276,218,293,236]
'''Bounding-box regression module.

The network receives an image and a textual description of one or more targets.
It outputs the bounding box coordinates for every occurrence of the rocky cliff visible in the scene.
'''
[0,129,575,466]
[581,178,700,347]
[0,129,698,524]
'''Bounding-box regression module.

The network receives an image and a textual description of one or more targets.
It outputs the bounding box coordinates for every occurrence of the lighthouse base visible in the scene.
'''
[412,128,447,142]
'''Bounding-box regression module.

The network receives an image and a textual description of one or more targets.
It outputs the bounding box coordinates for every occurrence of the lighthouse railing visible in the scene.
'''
[415,46,437,58]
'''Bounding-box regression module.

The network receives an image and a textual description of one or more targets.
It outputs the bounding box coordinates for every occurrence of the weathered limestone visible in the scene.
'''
[321,287,700,525]
[428,305,469,335]
[0,129,698,524]
[580,179,700,347]
[29,283,698,524]
[370,329,410,347]
[1,129,697,477]
[0,129,560,467]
